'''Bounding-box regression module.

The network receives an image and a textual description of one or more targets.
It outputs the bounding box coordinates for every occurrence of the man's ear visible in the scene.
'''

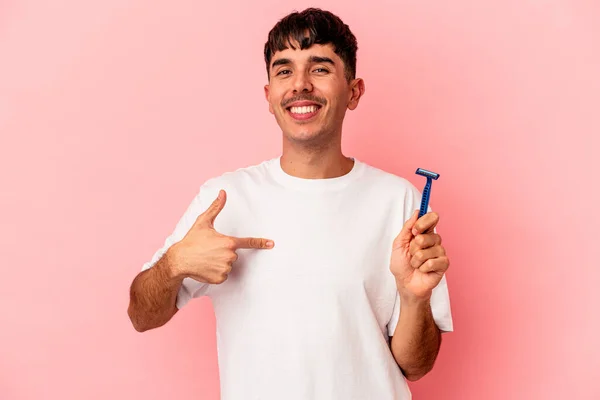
[347,78,365,111]
[264,84,274,114]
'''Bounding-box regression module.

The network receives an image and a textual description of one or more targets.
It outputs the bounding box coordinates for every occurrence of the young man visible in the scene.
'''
[128,8,453,400]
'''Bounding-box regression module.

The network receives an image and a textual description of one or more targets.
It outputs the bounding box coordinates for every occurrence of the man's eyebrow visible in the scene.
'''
[309,56,335,65]
[270,56,335,70]
[271,58,291,69]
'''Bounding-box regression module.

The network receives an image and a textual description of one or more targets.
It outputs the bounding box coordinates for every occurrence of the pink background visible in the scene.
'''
[1,1,599,399]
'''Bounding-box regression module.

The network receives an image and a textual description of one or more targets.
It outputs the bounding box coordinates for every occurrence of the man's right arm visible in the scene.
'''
[127,189,275,333]
[127,247,182,332]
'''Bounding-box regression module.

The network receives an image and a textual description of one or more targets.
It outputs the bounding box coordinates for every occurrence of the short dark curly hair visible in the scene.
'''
[264,8,358,82]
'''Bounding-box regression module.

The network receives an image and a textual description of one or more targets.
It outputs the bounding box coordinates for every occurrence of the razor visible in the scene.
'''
[415,168,440,218]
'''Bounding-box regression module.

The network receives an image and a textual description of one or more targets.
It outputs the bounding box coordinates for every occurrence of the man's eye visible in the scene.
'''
[276,70,291,76]
[314,68,329,73]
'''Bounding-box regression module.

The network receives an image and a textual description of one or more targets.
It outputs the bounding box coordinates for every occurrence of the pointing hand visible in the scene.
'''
[169,190,274,284]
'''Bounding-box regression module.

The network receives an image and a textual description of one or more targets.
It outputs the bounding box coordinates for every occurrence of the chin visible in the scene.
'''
[285,127,321,141]
[284,130,333,149]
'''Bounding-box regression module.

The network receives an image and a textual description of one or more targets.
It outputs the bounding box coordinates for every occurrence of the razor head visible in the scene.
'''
[415,168,440,180]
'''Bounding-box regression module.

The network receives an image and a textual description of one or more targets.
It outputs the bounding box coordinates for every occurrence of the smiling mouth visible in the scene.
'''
[286,105,322,121]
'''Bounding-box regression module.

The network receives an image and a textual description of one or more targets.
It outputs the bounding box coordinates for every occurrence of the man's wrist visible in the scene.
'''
[161,245,187,282]
[400,294,431,310]
[395,282,432,307]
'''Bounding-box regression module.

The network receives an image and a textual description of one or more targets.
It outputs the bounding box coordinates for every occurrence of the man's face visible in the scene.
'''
[264,42,364,145]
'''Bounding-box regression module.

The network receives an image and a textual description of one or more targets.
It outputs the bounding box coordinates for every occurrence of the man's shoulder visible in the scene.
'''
[358,160,419,193]
[198,158,276,193]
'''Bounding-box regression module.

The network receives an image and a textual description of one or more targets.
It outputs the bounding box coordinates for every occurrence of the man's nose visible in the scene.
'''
[292,71,313,93]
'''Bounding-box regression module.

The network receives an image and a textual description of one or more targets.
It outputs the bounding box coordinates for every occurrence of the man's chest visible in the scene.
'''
[210,195,400,312]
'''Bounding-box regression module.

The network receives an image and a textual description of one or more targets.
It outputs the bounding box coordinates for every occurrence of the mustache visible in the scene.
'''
[281,94,327,108]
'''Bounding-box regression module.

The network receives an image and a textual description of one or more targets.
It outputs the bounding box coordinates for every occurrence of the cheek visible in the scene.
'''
[328,100,346,116]
[270,92,286,113]
[324,87,349,111]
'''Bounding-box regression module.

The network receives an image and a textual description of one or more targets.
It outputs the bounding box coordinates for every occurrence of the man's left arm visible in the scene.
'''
[388,210,449,381]
[389,296,441,381]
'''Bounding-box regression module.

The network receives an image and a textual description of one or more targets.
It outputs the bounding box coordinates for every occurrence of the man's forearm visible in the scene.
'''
[127,249,183,332]
[390,293,441,381]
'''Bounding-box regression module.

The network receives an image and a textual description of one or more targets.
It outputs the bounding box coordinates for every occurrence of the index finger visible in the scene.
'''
[233,237,275,249]
[411,212,439,236]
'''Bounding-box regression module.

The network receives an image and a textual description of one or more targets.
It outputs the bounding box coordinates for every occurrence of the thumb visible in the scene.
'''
[397,209,419,244]
[196,190,227,228]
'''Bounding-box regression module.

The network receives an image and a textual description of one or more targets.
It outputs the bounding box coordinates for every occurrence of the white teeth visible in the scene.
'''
[290,105,318,114]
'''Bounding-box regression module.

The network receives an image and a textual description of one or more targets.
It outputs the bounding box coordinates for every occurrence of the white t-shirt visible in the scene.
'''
[142,157,453,400]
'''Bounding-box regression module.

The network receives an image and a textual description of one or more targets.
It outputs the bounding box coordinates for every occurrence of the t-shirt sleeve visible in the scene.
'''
[386,183,454,336]
[140,185,212,309]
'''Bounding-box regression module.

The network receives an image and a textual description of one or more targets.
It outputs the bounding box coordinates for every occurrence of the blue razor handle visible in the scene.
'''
[415,168,440,218]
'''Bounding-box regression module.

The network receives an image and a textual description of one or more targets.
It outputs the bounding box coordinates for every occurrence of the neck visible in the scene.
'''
[280,139,354,179]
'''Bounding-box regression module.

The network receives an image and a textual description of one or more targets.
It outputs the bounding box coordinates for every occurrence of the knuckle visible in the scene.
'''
[223,237,237,249]
[212,272,228,284]
[414,251,424,262]
[228,251,238,263]
[210,196,221,208]
[253,238,266,248]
